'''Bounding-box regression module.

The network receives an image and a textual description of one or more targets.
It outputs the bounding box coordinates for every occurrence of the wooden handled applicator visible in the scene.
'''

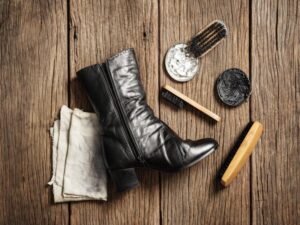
[161,84,221,122]
[220,121,263,187]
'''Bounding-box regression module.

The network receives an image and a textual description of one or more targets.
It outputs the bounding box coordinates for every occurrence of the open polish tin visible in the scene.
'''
[165,20,228,82]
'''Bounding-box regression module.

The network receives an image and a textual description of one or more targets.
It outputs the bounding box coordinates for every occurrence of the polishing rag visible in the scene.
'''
[49,106,107,202]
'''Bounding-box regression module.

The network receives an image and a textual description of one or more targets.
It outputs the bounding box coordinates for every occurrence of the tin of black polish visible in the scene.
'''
[216,68,251,107]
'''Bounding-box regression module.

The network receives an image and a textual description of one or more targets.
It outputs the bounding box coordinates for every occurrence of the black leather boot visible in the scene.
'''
[77,48,218,191]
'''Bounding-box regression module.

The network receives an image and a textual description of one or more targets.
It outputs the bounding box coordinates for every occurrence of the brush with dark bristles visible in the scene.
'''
[161,84,221,122]
[186,20,228,58]
[218,121,263,187]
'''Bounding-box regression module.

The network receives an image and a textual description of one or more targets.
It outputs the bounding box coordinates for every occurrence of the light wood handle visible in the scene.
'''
[221,121,263,186]
[163,84,221,122]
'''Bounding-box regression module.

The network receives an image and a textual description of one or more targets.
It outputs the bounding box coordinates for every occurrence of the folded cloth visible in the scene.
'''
[49,106,107,203]
[50,106,87,202]
[63,109,107,200]
[48,120,59,185]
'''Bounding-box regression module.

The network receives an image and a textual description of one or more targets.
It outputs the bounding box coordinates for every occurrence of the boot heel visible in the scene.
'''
[109,168,140,192]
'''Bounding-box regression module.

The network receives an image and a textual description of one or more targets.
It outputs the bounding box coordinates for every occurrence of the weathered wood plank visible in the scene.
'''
[0,1,68,224]
[159,0,250,225]
[251,0,300,224]
[69,0,160,225]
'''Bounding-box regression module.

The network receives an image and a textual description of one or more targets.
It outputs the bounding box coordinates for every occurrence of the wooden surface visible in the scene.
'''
[251,1,300,224]
[0,1,69,224]
[0,0,299,224]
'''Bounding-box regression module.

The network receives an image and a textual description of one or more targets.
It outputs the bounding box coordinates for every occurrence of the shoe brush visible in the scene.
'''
[219,121,263,187]
[161,84,221,122]
[165,20,228,82]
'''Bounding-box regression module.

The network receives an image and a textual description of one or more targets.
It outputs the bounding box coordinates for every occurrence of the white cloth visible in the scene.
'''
[63,109,107,200]
[49,105,107,202]
[48,120,60,186]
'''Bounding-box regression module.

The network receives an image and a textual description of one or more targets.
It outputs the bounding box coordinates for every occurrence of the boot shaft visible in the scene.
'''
[77,63,139,170]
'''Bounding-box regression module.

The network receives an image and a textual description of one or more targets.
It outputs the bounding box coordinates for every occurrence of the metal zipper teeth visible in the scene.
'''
[95,67,131,160]
[100,65,143,162]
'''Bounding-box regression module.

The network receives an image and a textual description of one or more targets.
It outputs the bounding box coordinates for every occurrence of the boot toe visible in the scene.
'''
[182,138,218,168]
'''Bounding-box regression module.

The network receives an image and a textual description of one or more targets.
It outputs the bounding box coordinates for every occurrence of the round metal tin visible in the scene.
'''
[216,68,251,107]
[165,43,199,82]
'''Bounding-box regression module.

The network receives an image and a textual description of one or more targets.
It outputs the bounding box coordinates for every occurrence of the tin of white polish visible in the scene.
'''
[165,43,199,82]
[164,20,228,83]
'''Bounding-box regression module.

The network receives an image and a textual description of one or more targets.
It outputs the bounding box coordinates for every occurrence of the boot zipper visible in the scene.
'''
[100,65,143,163]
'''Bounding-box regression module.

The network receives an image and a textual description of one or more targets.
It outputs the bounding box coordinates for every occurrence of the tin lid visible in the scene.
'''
[216,68,251,107]
[164,20,228,82]
[165,43,199,82]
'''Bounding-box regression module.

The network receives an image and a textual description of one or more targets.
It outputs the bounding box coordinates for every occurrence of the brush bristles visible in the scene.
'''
[187,20,228,58]
[161,88,186,109]
[218,121,254,179]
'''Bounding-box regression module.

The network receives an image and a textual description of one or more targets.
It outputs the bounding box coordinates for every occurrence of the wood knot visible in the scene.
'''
[143,31,150,40]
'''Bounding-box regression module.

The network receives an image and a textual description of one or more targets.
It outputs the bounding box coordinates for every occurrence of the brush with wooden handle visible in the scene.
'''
[219,121,263,187]
[161,84,221,122]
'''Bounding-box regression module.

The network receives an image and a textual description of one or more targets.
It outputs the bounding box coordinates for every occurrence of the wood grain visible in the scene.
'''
[159,0,251,225]
[69,0,160,225]
[0,0,68,224]
[0,0,299,224]
[251,0,300,224]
